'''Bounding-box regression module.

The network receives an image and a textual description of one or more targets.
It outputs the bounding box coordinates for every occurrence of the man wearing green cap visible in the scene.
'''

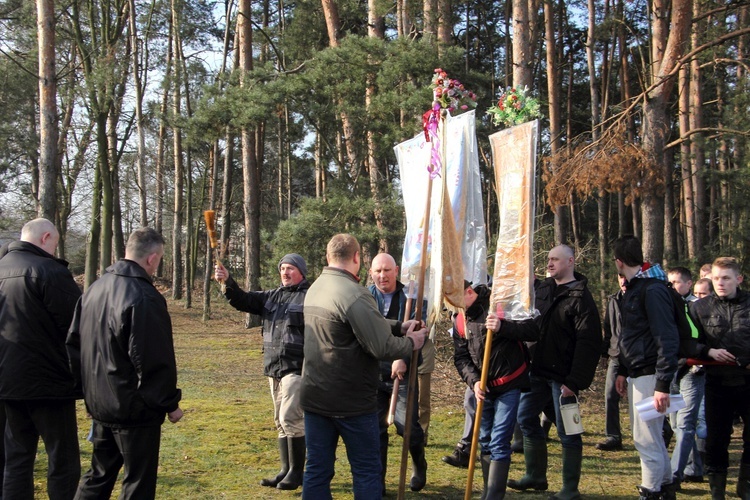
[214,253,309,491]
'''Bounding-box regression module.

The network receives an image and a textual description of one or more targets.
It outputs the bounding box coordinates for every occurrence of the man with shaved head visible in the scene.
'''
[509,245,601,499]
[368,252,428,493]
[0,218,82,499]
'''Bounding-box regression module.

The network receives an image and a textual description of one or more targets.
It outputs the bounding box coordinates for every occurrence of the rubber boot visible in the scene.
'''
[480,454,491,500]
[636,485,662,500]
[707,472,727,500]
[548,447,582,500]
[484,460,510,500]
[507,437,548,491]
[661,480,677,500]
[277,436,305,490]
[260,437,289,487]
[409,441,428,491]
[511,423,524,453]
[738,462,750,499]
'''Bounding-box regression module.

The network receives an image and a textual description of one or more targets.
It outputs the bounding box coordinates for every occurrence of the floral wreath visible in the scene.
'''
[422,69,477,178]
[486,86,541,128]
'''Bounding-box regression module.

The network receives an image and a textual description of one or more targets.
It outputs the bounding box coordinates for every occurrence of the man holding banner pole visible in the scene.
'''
[508,245,601,499]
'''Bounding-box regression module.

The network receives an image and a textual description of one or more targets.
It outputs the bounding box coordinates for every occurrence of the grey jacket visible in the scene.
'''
[301,267,414,417]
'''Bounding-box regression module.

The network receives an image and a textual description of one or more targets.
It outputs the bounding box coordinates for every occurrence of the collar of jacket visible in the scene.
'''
[7,240,70,267]
[106,259,154,282]
[323,266,361,283]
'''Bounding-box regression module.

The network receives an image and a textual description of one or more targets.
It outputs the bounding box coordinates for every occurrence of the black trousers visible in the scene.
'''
[75,422,162,500]
[705,376,750,474]
[3,399,80,500]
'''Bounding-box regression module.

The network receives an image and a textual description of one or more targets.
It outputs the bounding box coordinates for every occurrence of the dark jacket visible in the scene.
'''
[222,275,309,379]
[689,289,750,386]
[531,272,602,392]
[301,267,413,417]
[368,282,426,385]
[67,259,181,427]
[617,265,680,393]
[0,241,82,400]
[453,286,538,394]
[602,290,623,358]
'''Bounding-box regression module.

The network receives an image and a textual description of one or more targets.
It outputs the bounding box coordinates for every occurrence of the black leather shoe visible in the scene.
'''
[683,474,704,483]
[441,448,470,468]
[595,436,623,451]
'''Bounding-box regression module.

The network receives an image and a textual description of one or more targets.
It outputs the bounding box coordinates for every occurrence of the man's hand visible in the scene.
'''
[168,408,183,423]
[653,391,670,413]
[400,319,424,335]
[473,381,486,402]
[560,384,575,398]
[615,375,628,398]
[405,321,427,351]
[708,348,736,364]
[485,313,501,333]
[391,360,407,380]
[214,263,229,282]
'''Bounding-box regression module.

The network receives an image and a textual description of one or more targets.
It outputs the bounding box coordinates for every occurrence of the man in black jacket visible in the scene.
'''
[508,245,601,500]
[0,218,82,500]
[214,253,309,490]
[689,257,750,499]
[67,227,182,499]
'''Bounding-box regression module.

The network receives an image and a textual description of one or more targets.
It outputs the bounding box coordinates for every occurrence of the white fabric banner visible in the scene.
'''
[394,110,487,320]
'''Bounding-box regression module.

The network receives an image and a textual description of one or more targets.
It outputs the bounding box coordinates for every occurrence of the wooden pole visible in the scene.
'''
[396,164,435,500]
[464,311,498,499]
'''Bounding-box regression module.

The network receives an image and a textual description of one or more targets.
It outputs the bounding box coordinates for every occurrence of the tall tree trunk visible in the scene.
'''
[437,0,451,44]
[678,64,696,259]
[37,0,58,221]
[129,0,149,227]
[689,0,706,261]
[512,0,532,88]
[640,0,691,261]
[171,3,184,300]
[238,0,262,308]
[155,27,173,277]
[545,0,567,244]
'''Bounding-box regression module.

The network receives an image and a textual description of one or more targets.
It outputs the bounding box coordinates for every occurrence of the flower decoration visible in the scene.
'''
[486,86,541,128]
[430,68,477,114]
[422,69,477,178]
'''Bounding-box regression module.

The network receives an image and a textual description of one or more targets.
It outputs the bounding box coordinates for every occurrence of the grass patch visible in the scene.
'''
[30,296,739,498]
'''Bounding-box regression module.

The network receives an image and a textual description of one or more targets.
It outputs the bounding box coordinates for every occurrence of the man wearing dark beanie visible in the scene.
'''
[214,253,309,491]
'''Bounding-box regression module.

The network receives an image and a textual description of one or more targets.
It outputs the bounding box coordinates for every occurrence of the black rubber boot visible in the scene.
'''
[260,437,289,487]
[480,454,491,500]
[661,480,677,500]
[507,437,548,491]
[409,441,428,491]
[738,462,750,499]
[511,423,524,453]
[636,485,662,500]
[548,447,582,500]
[707,473,727,500]
[277,436,305,490]
[484,460,510,500]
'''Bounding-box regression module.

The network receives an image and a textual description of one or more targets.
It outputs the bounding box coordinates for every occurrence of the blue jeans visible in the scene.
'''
[480,388,520,461]
[670,370,705,481]
[303,411,382,500]
[517,375,582,449]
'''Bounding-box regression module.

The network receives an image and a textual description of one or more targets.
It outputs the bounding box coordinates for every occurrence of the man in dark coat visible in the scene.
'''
[67,227,182,499]
[214,252,309,491]
[508,245,601,500]
[0,218,82,500]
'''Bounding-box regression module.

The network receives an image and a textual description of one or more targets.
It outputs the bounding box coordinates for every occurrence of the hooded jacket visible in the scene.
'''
[616,263,680,393]
[67,259,181,427]
[0,241,82,400]
[453,286,539,394]
[222,275,309,379]
[531,272,602,392]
